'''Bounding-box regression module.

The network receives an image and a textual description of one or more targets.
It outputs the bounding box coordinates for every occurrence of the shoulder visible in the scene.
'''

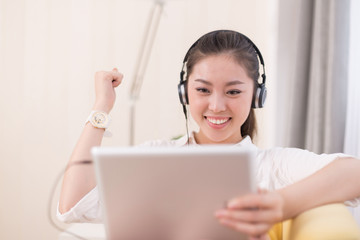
[258,146,348,165]
[255,146,349,189]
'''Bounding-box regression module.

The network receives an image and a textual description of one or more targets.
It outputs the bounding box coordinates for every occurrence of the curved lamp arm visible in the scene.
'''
[129,1,165,145]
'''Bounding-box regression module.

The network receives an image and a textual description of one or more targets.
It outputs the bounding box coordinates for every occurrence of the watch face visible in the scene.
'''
[91,112,109,128]
[94,113,106,124]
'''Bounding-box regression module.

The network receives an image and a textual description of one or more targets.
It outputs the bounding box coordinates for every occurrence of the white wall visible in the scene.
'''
[0,0,277,239]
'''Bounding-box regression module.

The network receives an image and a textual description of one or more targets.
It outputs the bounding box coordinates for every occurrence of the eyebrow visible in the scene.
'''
[194,79,245,86]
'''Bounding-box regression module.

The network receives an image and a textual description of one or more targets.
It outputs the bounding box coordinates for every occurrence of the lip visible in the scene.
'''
[204,116,231,129]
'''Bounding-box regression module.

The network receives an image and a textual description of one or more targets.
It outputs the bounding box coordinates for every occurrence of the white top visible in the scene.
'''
[57,133,360,223]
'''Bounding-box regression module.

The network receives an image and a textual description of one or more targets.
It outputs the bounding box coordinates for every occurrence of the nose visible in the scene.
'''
[208,92,226,112]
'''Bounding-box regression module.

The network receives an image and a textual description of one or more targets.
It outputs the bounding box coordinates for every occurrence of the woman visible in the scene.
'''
[58,30,360,239]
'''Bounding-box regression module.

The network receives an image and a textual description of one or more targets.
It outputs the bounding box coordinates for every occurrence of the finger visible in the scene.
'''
[219,218,270,237]
[263,235,270,240]
[257,188,268,194]
[248,234,270,240]
[228,194,263,209]
[111,72,123,87]
[228,193,277,210]
[112,67,118,72]
[215,209,277,223]
[248,235,269,240]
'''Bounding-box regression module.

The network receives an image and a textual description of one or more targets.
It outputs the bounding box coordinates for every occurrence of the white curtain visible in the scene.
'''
[276,0,350,154]
[305,0,350,154]
[344,0,360,158]
[276,0,360,225]
[344,0,360,225]
[275,0,314,149]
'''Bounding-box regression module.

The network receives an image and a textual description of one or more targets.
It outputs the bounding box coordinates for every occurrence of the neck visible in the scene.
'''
[193,132,243,145]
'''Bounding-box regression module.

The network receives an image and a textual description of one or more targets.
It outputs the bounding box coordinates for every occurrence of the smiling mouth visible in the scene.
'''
[205,116,231,125]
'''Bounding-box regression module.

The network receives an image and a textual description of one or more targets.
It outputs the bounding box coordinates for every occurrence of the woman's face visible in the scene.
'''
[187,54,254,144]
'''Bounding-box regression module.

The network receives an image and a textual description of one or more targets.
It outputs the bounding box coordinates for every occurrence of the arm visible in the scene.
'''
[215,156,360,237]
[58,68,123,214]
[278,156,360,219]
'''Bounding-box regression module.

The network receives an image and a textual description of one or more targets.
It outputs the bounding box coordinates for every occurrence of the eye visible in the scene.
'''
[227,90,241,96]
[196,88,210,94]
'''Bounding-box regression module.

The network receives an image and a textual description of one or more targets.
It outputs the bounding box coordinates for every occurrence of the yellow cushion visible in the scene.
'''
[269,204,360,240]
[268,221,282,240]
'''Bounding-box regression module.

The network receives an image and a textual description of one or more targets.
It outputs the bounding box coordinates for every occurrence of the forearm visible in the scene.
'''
[58,69,123,215]
[278,157,360,220]
[58,122,105,213]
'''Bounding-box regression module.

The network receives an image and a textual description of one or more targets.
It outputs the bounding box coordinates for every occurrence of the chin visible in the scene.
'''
[204,132,235,144]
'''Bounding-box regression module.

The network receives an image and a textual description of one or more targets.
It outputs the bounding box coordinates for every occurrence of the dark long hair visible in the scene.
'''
[185,30,260,139]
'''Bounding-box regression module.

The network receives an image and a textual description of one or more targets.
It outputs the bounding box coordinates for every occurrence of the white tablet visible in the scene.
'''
[92,145,256,240]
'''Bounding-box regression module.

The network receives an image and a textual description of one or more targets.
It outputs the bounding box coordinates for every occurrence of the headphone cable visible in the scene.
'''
[184,105,190,146]
[48,160,93,240]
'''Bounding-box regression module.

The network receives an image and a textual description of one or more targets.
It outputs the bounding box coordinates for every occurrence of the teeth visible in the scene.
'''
[207,117,229,125]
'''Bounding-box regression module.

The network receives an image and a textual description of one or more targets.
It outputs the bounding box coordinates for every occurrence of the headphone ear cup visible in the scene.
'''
[252,84,267,108]
[178,81,189,105]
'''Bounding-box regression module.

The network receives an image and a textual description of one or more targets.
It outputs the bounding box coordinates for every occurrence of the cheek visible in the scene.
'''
[187,93,207,122]
[244,87,255,107]
[187,88,203,107]
[231,94,253,115]
[188,97,204,117]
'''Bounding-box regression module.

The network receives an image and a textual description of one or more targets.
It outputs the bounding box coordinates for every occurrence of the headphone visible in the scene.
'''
[177,30,267,119]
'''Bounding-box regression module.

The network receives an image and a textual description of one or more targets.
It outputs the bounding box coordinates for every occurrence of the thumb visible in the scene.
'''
[257,188,268,194]
[111,71,123,88]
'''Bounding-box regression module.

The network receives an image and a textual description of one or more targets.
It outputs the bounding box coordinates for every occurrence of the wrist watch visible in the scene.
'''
[86,111,111,129]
